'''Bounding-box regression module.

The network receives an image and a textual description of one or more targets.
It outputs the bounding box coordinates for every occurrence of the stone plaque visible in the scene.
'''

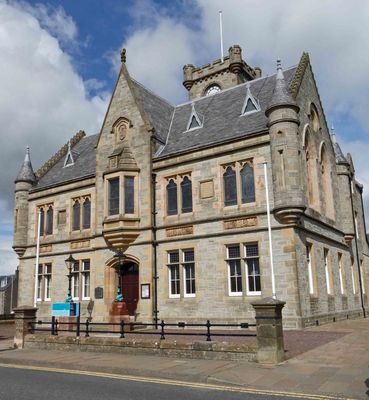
[166,225,193,237]
[95,287,103,299]
[200,180,214,199]
[57,210,66,225]
[71,240,90,249]
[223,216,257,230]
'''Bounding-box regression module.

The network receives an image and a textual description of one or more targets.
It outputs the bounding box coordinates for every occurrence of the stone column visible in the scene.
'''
[13,305,37,349]
[251,297,285,364]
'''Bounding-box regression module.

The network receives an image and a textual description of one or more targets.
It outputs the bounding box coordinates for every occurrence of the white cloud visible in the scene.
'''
[0,1,108,274]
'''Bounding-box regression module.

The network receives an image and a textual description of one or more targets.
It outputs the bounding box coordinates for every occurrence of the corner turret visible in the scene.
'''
[266,59,305,224]
[13,147,36,257]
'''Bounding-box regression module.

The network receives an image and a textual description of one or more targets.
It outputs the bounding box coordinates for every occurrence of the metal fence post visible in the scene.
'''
[206,320,211,341]
[160,320,165,340]
[76,316,80,337]
[85,319,90,337]
[120,320,125,338]
[51,316,55,336]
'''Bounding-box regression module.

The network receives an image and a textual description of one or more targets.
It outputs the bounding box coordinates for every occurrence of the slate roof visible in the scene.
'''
[131,78,174,143]
[156,66,297,158]
[15,148,36,184]
[333,142,348,164]
[31,134,98,191]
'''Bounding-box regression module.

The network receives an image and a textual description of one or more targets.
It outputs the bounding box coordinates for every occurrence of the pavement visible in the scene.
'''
[0,318,368,399]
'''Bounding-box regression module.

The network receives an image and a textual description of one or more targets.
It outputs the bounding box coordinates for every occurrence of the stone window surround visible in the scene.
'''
[324,248,334,296]
[35,203,54,239]
[166,248,196,299]
[164,172,193,217]
[71,195,91,232]
[225,241,261,297]
[306,241,318,297]
[104,171,139,218]
[71,259,91,301]
[338,252,346,295]
[221,159,256,208]
[37,263,52,302]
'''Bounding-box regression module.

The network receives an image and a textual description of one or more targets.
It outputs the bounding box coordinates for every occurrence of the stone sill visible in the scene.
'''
[25,335,257,362]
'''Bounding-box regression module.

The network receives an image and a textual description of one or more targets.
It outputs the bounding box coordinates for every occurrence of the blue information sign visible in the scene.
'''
[52,302,80,317]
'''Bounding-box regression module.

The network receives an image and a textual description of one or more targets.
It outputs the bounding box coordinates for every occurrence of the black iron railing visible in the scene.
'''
[32,317,256,342]
[0,314,14,321]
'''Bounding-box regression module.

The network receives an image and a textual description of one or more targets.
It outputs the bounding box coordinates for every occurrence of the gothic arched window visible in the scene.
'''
[304,130,319,211]
[73,200,80,231]
[83,198,91,229]
[240,163,255,203]
[39,208,45,236]
[46,206,53,235]
[167,179,178,215]
[223,166,237,206]
[320,145,334,219]
[181,176,192,213]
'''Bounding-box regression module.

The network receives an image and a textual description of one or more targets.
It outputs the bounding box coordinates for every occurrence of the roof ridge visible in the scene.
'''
[175,65,298,108]
[131,77,174,108]
[290,52,310,97]
[35,130,86,179]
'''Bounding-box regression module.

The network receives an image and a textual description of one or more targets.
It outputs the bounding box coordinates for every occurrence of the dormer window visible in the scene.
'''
[241,83,260,115]
[186,103,203,131]
[63,141,75,168]
[205,84,221,96]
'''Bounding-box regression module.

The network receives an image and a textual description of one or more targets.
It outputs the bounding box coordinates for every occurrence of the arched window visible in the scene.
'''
[39,208,45,236]
[181,176,192,213]
[304,131,319,211]
[320,145,334,219]
[73,200,80,231]
[223,166,237,206]
[309,103,320,132]
[240,163,255,203]
[83,198,91,229]
[46,206,53,235]
[167,179,178,215]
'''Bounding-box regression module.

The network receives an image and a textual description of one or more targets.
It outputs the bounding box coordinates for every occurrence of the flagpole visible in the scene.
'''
[219,11,224,63]
[34,209,41,307]
[263,162,276,299]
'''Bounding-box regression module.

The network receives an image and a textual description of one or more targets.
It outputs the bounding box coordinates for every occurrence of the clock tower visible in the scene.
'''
[183,45,261,100]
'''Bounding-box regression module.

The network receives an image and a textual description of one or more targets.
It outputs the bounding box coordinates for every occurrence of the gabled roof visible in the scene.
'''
[31,134,98,191]
[131,78,174,143]
[156,66,297,158]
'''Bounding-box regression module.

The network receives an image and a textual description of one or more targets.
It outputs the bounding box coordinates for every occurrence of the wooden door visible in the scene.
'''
[121,263,139,316]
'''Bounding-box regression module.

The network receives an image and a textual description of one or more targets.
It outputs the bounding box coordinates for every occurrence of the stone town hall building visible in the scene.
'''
[13,46,369,328]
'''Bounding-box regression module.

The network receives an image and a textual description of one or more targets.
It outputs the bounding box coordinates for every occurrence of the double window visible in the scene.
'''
[324,249,334,295]
[37,263,52,301]
[38,204,54,237]
[72,196,91,231]
[226,243,261,296]
[71,259,91,300]
[166,175,193,216]
[107,174,136,216]
[167,249,195,298]
[223,161,255,207]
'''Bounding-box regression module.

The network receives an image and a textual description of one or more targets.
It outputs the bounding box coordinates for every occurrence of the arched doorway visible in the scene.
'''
[120,262,139,316]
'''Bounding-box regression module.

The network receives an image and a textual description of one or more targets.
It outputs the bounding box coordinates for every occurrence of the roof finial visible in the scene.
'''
[330,123,337,144]
[25,146,30,162]
[120,48,126,63]
[276,57,284,80]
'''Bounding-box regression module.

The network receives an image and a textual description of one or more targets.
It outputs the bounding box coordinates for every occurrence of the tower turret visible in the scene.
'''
[13,147,36,257]
[266,59,305,224]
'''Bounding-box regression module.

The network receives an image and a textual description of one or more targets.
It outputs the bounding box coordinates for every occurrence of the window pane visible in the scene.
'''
[73,201,80,231]
[169,251,179,263]
[245,244,259,257]
[83,260,90,271]
[83,273,90,298]
[228,246,240,259]
[246,257,261,293]
[183,249,194,262]
[245,98,257,113]
[189,115,200,129]
[223,167,237,206]
[109,178,120,215]
[39,208,44,236]
[185,264,195,294]
[72,274,79,298]
[229,260,242,293]
[83,198,91,229]
[46,207,53,235]
[241,163,255,203]
[124,176,135,214]
[170,265,180,295]
[167,179,178,215]
[181,176,192,213]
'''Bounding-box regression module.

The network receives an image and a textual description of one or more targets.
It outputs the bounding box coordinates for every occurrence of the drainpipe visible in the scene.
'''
[349,176,366,318]
[151,172,159,329]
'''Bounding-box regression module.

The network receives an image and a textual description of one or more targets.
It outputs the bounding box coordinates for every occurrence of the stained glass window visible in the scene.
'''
[124,176,135,214]
[240,163,255,203]
[46,206,53,235]
[83,198,91,229]
[73,201,80,231]
[167,179,177,215]
[223,167,237,206]
[181,176,192,213]
[109,178,120,215]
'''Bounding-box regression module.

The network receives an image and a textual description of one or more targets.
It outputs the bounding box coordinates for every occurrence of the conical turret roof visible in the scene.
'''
[15,146,36,184]
[266,59,298,114]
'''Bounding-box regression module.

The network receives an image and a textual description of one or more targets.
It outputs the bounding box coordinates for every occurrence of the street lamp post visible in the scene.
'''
[65,254,76,303]
[114,249,125,302]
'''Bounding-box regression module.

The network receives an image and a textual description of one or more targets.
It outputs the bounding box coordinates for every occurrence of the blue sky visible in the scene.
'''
[1,0,369,275]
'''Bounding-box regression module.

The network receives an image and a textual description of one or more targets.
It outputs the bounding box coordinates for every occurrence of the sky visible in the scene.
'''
[1,0,369,275]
